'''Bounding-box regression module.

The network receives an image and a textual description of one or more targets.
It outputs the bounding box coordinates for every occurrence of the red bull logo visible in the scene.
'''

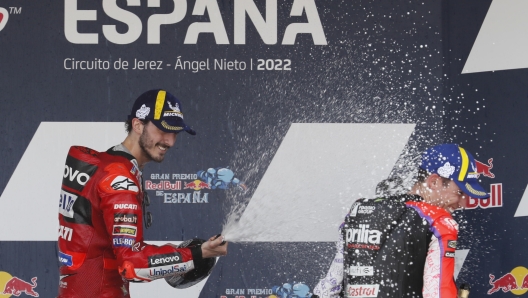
[476,158,495,178]
[0,271,39,297]
[184,180,210,191]
[466,183,502,209]
[488,266,528,295]
[144,180,182,190]
[465,158,500,209]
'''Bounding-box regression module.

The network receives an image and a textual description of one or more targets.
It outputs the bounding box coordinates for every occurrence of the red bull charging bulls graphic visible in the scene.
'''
[476,158,495,178]
[0,271,39,297]
[184,180,211,191]
[466,158,502,210]
[488,266,528,295]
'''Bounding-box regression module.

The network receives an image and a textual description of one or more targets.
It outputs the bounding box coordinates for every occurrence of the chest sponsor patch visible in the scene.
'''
[113,225,137,236]
[132,242,146,252]
[113,236,135,247]
[111,176,139,192]
[114,213,138,224]
[346,284,379,297]
[357,205,375,214]
[114,204,138,210]
[447,240,457,249]
[349,202,361,217]
[148,252,183,267]
[347,266,374,276]
[345,224,382,248]
[58,251,73,267]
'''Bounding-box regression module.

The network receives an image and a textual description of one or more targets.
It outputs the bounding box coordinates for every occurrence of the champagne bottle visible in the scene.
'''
[458,283,470,298]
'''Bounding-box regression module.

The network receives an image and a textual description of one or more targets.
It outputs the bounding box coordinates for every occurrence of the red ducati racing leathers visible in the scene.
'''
[57,145,203,297]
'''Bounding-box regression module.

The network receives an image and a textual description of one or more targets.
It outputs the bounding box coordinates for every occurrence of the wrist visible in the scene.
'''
[190,245,203,261]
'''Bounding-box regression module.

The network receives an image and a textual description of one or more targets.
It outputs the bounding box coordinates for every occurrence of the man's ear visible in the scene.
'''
[426,173,443,191]
[131,118,144,135]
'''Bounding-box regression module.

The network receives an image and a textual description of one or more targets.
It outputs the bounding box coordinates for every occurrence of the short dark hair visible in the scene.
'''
[125,118,150,134]
[415,168,452,187]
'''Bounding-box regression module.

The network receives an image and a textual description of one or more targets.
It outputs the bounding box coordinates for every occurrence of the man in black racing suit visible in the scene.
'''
[57,89,228,297]
[314,144,490,298]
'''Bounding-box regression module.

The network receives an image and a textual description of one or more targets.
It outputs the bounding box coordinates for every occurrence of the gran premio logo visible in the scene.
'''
[0,7,9,32]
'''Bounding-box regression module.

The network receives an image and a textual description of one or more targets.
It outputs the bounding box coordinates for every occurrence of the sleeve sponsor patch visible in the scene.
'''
[114,213,138,224]
[59,190,78,218]
[135,261,194,279]
[444,252,455,258]
[447,240,457,249]
[111,176,139,192]
[63,155,98,192]
[442,217,459,232]
[148,252,183,267]
[112,225,137,236]
[60,190,93,225]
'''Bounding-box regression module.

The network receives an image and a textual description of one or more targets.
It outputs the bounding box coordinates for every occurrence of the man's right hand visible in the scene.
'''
[201,234,228,258]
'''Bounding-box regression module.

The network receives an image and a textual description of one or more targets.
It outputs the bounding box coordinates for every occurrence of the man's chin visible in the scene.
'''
[151,155,165,163]
[144,151,166,163]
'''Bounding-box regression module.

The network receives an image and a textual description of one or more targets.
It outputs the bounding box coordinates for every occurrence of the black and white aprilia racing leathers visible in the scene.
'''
[314,195,458,298]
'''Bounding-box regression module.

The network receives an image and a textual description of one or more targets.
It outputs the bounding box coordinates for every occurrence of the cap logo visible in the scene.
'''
[154,90,167,120]
[163,100,184,119]
[161,121,184,131]
[437,162,455,178]
[458,147,469,181]
[136,104,150,119]
[168,101,181,112]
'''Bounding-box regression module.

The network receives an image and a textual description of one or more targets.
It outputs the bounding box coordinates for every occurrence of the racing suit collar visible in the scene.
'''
[107,144,142,173]
[107,143,135,160]
[395,194,424,203]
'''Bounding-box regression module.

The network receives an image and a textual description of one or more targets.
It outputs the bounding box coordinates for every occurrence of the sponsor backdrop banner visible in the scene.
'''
[0,0,526,297]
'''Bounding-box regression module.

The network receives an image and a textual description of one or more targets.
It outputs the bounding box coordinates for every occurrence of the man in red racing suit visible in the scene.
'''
[313,144,490,298]
[57,89,228,297]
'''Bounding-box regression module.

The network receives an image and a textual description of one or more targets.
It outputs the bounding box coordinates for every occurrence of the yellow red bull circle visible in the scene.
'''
[0,271,14,298]
[511,266,528,296]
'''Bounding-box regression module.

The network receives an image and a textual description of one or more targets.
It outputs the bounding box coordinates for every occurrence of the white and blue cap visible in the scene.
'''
[420,144,489,199]
[128,89,196,135]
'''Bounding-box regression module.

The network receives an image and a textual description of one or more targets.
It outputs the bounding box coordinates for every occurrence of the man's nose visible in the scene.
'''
[163,132,177,147]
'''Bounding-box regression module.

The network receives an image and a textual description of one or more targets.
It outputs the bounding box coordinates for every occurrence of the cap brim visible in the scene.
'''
[454,180,489,199]
[152,119,196,135]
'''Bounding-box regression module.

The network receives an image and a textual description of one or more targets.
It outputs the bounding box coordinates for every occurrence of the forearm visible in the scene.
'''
[314,238,345,298]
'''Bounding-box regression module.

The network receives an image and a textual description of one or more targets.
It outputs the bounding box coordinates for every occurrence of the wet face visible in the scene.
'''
[427,175,468,213]
[138,122,177,163]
